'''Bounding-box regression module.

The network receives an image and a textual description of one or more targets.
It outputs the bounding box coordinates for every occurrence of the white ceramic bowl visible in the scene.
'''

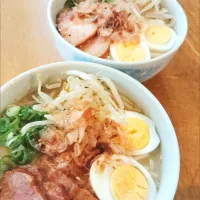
[0,61,179,200]
[47,0,188,82]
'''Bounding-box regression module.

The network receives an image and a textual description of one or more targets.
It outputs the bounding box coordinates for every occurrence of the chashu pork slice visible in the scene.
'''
[58,18,97,47]
[57,10,98,47]
[80,37,110,58]
[0,169,45,200]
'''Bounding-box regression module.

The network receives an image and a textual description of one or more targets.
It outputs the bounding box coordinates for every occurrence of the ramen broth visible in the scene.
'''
[56,0,177,61]
[0,73,161,199]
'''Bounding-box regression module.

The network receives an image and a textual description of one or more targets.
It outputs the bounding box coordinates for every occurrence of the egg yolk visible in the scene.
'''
[114,43,146,62]
[123,118,149,150]
[145,25,171,45]
[110,165,148,200]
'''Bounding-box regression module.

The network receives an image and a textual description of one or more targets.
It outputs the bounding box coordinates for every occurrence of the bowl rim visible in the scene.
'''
[47,0,188,67]
[0,61,180,199]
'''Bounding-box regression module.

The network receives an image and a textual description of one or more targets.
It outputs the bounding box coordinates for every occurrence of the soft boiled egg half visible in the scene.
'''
[142,25,177,52]
[90,154,157,200]
[120,111,160,155]
[110,41,151,62]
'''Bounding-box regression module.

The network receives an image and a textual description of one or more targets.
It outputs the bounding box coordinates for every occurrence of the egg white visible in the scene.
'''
[124,111,160,155]
[142,26,177,53]
[90,154,157,200]
[110,41,151,62]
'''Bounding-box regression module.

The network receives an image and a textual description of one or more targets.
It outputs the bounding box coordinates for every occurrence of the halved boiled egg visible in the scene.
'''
[90,154,157,200]
[142,25,177,52]
[121,111,160,155]
[110,41,151,62]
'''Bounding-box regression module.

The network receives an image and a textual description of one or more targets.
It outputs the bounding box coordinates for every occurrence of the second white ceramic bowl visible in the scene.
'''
[47,0,188,82]
[0,61,180,200]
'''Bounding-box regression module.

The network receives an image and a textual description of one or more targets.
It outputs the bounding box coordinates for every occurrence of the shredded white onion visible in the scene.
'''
[44,114,57,121]
[140,0,158,13]
[36,75,64,111]
[107,104,126,124]
[66,70,95,81]
[45,79,62,89]
[37,75,54,103]
[53,90,82,105]
[64,70,124,123]
[21,120,54,135]
[32,95,44,104]
[32,104,47,112]
[100,77,124,110]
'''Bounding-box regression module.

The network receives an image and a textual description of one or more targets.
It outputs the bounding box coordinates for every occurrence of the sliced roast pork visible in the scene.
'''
[57,11,97,47]
[80,37,110,58]
[0,169,45,200]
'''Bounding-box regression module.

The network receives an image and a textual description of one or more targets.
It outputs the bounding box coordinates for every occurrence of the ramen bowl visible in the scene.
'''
[47,0,188,82]
[1,61,179,199]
